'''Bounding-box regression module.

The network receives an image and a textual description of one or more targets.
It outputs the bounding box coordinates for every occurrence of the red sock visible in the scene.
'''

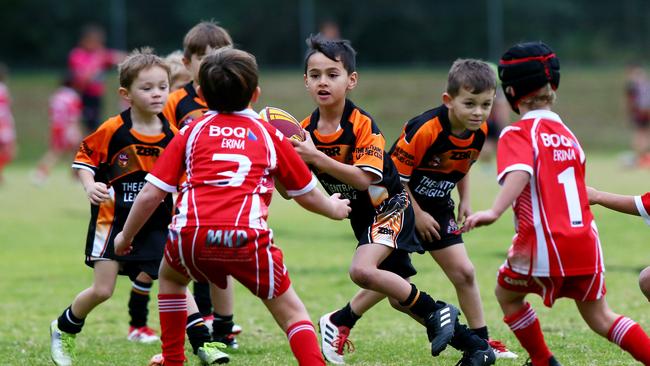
[158,294,187,366]
[286,320,325,366]
[504,302,552,366]
[607,316,650,365]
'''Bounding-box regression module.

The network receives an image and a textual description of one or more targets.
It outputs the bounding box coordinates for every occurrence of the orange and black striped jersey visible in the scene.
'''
[72,109,177,261]
[389,105,487,209]
[301,99,403,224]
[162,82,207,129]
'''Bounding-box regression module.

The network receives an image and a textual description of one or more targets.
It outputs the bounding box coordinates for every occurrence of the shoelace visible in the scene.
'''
[203,341,228,351]
[332,328,355,356]
[488,339,508,352]
[60,333,76,356]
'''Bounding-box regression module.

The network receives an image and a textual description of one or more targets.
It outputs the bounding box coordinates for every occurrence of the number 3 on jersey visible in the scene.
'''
[206,153,252,187]
[557,167,583,227]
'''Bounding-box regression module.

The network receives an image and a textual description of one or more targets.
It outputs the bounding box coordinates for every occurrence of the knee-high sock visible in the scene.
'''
[286,320,325,366]
[503,302,552,366]
[607,316,650,365]
[159,294,187,366]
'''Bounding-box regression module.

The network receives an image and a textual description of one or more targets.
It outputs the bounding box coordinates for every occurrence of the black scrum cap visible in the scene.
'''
[498,41,560,113]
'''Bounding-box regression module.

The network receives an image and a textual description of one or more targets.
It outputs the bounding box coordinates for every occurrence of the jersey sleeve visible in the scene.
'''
[390,121,437,183]
[146,128,188,193]
[634,192,650,226]
[272,130,317,197]
[72,121,113,174]
[352,117,385,183]
[496,125,534,184]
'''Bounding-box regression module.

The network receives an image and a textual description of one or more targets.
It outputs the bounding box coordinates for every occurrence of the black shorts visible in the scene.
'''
[377,249,417,279]
[84,257,161,281]
[419,200,464,251]
[81,93,102,132]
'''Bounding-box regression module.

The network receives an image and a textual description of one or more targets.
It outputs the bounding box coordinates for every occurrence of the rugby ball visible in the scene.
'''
[259,106,306,141]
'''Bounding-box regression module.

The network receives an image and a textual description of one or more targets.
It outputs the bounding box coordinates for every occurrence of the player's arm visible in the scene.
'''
[114,183,167,255]
[456,174,472,223]
[291,134,374,190]
[403,183,441,242]
[462,170,529,231]
[293,189,351,220]
[587,187,640,216]
[76,167,110,205]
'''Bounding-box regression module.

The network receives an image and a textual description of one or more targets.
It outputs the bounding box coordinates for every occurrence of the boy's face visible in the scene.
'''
[120,66,169,115]
[304,52,357,109]
[184,46,216,83]
[443,87,495,131]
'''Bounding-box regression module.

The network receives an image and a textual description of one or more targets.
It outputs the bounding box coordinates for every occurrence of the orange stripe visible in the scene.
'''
[407,290,420,308]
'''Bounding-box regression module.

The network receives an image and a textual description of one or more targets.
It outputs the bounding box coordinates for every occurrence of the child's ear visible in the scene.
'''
[347,71,358,90]
[442,92,453,108]
[196,85,204,101]
[303,74,309,88]
[118,87,130,102]
[251,86,261,104]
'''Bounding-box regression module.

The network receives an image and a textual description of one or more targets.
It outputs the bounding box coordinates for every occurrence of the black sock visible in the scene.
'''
[329,303,361,328]
[212,313,234,338]
[186,312,211,354]
[128,280,152,328]
[403,285,438,320]
[450,320,488,351]
[471,326,489,341]
[193,282,212,317]
[57,306,85,334]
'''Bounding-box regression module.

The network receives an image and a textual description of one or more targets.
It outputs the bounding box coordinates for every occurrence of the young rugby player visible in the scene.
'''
[161,22,241,347]
[293,34,495,365]
[0,64,16,185]
[462,41,650,366]
[388,58,516,359]
[114,47,350,366]
[586,187,650,301]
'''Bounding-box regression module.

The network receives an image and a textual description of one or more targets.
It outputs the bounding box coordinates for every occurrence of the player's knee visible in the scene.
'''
[448,265,476,288]
[348,265,375,288]
[639,266,650,301]
[92,286,115,301]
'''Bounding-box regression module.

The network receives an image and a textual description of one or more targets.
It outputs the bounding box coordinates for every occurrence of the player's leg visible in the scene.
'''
[319,289,385,364]
[576,297,650,364]
[496,284,555,366]
[155,257,191,366]
[126,271,158,343]
[430,244,517,359]
[32,149,60,185]
[210,278,240,349]
[51,260,119,366]
[263,285,325,366]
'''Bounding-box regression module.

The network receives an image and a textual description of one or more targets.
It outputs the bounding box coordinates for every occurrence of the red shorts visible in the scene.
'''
[164,226,291,299]
[51,125,81,152]
[497,265,606,307]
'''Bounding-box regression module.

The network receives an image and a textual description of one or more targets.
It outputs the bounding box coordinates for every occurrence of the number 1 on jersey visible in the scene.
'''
[557,167,583,227]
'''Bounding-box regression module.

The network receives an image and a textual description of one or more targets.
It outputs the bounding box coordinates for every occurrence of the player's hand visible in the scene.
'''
[462,209,499,232]
[291,133,320,165]
[113,232,133,256]
[586,186,599,205]
[328,192,351,220]
[457,200,472,225]
[415,210,441,242]
[85,182,111,205]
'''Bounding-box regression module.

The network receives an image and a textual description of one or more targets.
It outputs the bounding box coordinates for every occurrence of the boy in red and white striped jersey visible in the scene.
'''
[463,41,650,366]
[114,48,350,366]
[587,187,650,301]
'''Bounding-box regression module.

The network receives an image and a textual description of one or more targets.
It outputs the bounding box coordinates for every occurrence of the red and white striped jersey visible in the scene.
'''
[147,109,317,230]
[634,192,650,226]
[49,86,82,128]
[497,109,604,277]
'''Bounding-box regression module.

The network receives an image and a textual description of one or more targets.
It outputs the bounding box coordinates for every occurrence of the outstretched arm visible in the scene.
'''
[587,187,640,216]
[462,170,530,232]
[114,182,167,255]
[293,188,351,220]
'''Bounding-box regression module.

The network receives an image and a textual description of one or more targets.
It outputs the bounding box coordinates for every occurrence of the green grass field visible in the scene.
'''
[1,69,649,365]
[1,154,649,365]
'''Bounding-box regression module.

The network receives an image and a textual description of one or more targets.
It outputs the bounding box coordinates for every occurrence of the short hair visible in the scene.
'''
[446,59,497,97]
[118,47,171,89]
[199,48,258,113]
[304,33,356,74]
[165,50,192,87]
[183,21,233,59]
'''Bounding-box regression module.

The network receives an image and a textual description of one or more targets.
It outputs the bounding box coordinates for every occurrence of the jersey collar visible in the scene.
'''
[205,108,260,120]
[522,109,563,123]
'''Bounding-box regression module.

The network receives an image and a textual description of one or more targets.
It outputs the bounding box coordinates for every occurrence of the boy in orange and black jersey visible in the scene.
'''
[162,20,242,349]
[293,34,495,365]
[163,21,232,129]
[389,59,516,359]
